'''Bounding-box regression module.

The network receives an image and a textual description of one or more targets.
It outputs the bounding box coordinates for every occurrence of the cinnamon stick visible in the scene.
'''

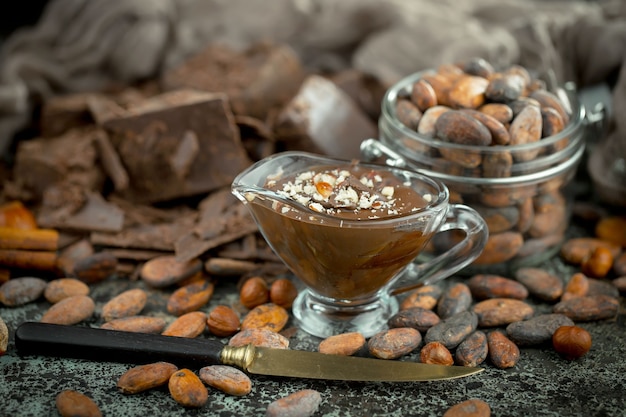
[0,227,59,251]
[0,249,58,270]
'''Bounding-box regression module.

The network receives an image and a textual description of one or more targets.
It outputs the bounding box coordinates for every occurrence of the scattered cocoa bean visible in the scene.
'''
[0,315,8,355]
[514,267,563,302]
[472,298,534,327]
[588,276,621,297]
[410,79,438,112]
[467,274,528,300]
[420,341,454,365]
[162,311,207,338]
[199,365,252,396]
[560,238,621,265]
[473,232,524,265]
[266,389,322,417]
[487,330,520,369]
[101,288,147,322]
[228,328,290,349]
[167,280,214,316]
[424,310,478,349]
[56,390,102,417]
[207,305,240,337]
[117,362,179,394]
[388,307,440,333]
[443,398,491,417]
[318,332,366,356]
[140,256,202,288]
[437,282,472,319]
[168,368,208,408]
[101,316,167,333]
[240,303,289,333]
[455,330,488,367]
[506,314,574,346]
[399,285,442,310]
[0,276,47,306]
[44,278,90,304]
[40,295,95,325]
[552,295,619,322]
[612,276,626,293]
[368,327,422,360]
[561,273,589,301]
[614,252,626,276]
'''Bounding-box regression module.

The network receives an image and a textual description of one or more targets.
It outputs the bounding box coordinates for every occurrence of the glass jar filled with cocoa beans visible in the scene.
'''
[361,59,587,274]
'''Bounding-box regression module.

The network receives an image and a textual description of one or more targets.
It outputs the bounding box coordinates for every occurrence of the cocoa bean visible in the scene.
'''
[199,365,252,396]
[0,276,47,306]
[117,362,178,394]
[552,295,619,322]
[462,57,495,78]
[101,288,148,322]
[530,89,570,124]
[481,151,513,178]
[506,314,574,346]
[0,315,8,355]
[473,232,524,265]
[595,216,626,247]
[388,307,440,333]
[395,99,422,130]
[443,398,491,417]
[240,303,289,333]
[487,330,520,369]
[462,109,510,145]
[587,278,619,298]
[420,341,454,366]
[447,75,489,109]
[266,389,322,417]
[410,79,438,112]
[435,110,491,146]
[560,238,621,265]
[478,103,513,124]
[368,327,422,360]
[467,274,528,300]
[615,253,626,276]
[455,330,488,367]
[168,369,208,408]
[473,205,519,233]
[318,332,366,356]
[437,282,473,319]
[41,295,95,325]
[101,316,167,334]
[400,285,442,310]
[485,73,525,102]
[162,311,207,338]
[509,105,542,160]
[514,267,564,302]
[167,280,214,316]
[56,390,102,417]
[541,107,565,137]
[417,105,451,137]
[140,255,202,288]
[229,328,289,349]
[424,310,478,349]
[44,278,90,304]
[472,298,534,327]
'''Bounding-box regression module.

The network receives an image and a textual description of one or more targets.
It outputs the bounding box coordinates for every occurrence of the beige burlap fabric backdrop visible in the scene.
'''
[0,0,624,170]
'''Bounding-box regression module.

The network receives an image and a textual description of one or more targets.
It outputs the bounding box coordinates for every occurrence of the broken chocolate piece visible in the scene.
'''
[103,89,252,203]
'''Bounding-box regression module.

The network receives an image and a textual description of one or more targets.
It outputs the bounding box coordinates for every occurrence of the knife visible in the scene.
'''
[15,322,482,382]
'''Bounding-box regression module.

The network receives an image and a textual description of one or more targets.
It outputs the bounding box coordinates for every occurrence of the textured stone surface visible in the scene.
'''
[1,269,625,417]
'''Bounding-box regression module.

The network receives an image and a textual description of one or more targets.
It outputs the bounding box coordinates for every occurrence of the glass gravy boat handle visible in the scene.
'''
[389,203,488,295]
[361,139,489,295]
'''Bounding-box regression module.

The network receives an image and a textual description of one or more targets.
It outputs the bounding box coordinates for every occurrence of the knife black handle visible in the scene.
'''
[15,322,225,369]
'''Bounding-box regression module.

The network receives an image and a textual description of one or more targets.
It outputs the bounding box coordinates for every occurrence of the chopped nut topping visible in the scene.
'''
[265,164,428,220]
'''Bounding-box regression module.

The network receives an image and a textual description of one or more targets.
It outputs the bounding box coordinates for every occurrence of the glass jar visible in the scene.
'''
[361,70,587,275]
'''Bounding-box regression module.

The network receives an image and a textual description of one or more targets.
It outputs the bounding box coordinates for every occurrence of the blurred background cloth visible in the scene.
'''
[0,0,624,160]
